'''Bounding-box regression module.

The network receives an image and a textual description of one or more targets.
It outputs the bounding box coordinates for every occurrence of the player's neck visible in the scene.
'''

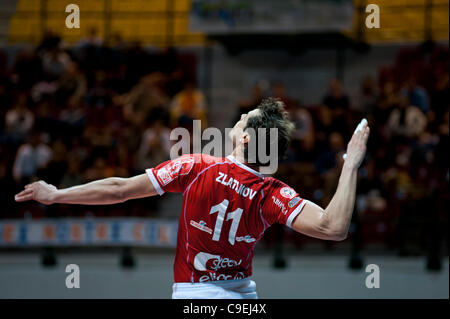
[230,149,260,171]
[230,148,245,163]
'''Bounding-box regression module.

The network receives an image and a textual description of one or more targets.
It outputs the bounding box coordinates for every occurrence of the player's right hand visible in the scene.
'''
[14,180,58,205]
[343,119,370,170]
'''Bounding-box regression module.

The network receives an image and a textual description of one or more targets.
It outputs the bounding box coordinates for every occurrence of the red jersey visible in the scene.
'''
[146,154,306,283]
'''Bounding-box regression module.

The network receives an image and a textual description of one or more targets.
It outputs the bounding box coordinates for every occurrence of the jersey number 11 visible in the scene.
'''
[209,199,243,245]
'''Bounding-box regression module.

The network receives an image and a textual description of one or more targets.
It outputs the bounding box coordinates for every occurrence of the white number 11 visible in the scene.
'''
[209,199,243,245]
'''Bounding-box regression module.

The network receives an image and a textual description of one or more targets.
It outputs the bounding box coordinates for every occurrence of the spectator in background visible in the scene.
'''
[322,78,350,136]
[83,157,111,182]
[58,97,86,136]
[429,71,449,122]
[357,158,388,214]
[85,70,112,109]
[83,70,117,131]
[135,118,172,171]
[110,32,127,53]
[323,78,350,110]
[117,122,145,159]
[56,61,87,107]
[108,64,130,95]
[109,143,132,178]
[315,131,345,175]
[434,109,449,170]
[12,131,53,184]
[59,157,84,189]
[82,123,113,154]
[33,98,66,139]
[291,103,314,141]
[234,83,264,125]
[289,101,316,162]
[5,94,34,142]
[66,136,89,168]
[43,139,68,186]
[386,96,427,140]
[125,41,153,82]
[41,47,72,80]
[78,27,103,48]
[11,46,42,90]
[400,76,430,114]
[272,82,296,111]
[74,27,104,70]
[374,80,402,142]
[313,104,334,152]
[354,75,378,114]
[30,74,58,104]
[158,47,184,97]
[0,51,11,124]
[37,30,61,53]
[170,81,207,127]
[0,82,11,134]
[120,73,169,126]
[0,50,9,80]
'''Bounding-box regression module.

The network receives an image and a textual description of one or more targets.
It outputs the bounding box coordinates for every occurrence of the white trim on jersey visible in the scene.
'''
[226,155,264,179]
[286,199,308,228]
[145,168,165,196]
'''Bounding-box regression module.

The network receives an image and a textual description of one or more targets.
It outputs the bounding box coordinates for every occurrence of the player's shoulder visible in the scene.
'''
[175,154,230,175]
[262,176,285,188]
[173,153,222,163]
[262,176,297,198]
[190,153,228,166]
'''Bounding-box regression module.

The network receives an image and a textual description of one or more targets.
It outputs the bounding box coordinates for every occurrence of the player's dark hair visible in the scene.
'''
[244,97,294,167]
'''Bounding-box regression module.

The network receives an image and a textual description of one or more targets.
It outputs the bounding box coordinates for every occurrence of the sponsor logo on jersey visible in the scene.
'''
[235,235,256,243]
[199,272,245,282]
[215,172,257,200]
[157,166,173,186]
[194,252,242,272]
[157,157,194,186]
[288,197,301,208]
[272,195,288,215]
[280,187,296,199]
[190,220,212,234]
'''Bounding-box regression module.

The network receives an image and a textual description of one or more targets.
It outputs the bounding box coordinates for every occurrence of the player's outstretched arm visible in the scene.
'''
[291,120,370,241]
[14,174,158,205]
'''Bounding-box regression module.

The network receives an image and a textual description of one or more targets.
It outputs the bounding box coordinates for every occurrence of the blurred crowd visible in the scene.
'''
[0,31,448,254]
[0,30,206,218]
[242,46,448,254]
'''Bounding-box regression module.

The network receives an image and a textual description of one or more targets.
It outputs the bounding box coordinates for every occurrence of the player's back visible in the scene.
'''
[146,154,306,284]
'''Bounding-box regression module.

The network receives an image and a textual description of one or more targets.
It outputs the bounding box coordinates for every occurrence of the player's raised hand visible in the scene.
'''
[343,119,370,170]
[14,180,58,205]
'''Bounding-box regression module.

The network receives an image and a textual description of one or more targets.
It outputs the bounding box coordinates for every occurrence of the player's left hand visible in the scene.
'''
[344,119,370,170]
[14,180,58,205]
